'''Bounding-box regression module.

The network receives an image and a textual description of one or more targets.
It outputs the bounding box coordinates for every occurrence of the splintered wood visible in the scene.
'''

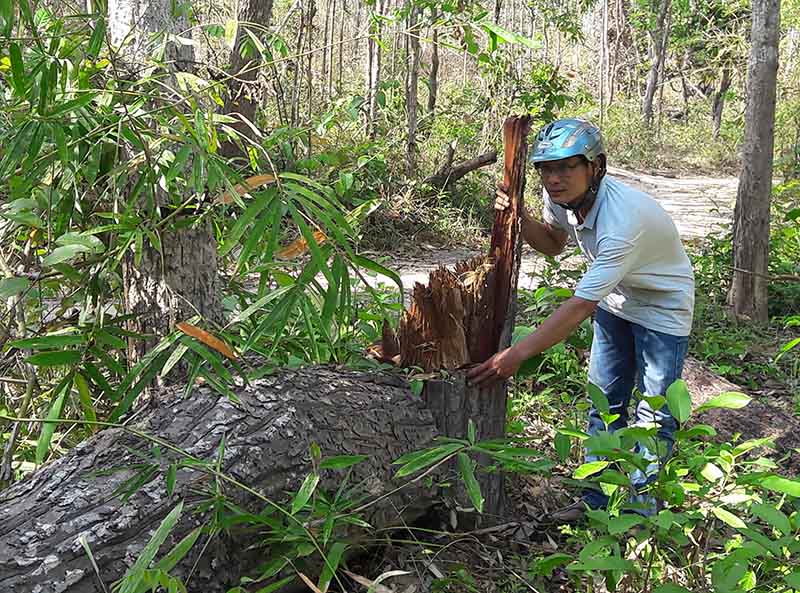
[398,117,530,372]
[398,115,531,373]
[398,256,496,371]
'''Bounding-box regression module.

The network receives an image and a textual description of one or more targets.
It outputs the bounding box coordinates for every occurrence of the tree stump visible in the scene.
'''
[398,116,531,525]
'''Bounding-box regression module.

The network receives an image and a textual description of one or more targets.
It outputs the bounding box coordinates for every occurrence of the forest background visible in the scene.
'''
[1,0,800,590]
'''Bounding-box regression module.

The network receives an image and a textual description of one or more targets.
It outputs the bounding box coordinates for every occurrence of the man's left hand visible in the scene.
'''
[467,346,524,387]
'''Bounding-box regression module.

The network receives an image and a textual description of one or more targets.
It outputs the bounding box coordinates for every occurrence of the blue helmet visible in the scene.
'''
[530,118,605,164]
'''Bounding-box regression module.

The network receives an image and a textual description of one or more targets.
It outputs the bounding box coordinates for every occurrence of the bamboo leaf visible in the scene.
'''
[74,373,97,427]
[711,506,746,529]
[216,173,276,204]
[291,473,320,514]
[27,350,82,366]
[9,43,25,94]
[87,15,106,56]
[318,542,347,593]
[35,376,72,464]
[393,443,463,478]
[319,455,368,470]
[457,452,484,513]
[219,188,275,256]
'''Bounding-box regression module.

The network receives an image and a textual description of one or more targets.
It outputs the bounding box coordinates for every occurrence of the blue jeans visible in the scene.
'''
[583,308,688,511]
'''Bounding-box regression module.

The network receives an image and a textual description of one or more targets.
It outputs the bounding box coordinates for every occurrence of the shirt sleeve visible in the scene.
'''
[574,237,639,302]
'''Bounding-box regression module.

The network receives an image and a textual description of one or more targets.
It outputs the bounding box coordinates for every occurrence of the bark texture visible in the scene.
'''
[730,0,780,322]
[220,0,276,156]
[0,367,438,593]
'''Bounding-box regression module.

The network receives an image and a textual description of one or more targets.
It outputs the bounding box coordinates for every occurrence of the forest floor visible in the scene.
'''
[350,167,800,593]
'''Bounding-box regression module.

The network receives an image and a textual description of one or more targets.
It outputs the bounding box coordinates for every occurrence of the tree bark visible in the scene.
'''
[730,0,781,322]
[220,0,275,157]
[642,0,671,128]
[365,0,383,140]
[405,5,421,176]
[712,67,732,139]
[109,0,223,369]
[427,17,439,114]
[0,367,439,593]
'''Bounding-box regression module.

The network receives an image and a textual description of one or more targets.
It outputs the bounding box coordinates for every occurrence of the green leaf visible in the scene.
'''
[118,503,184,593]
[27,350,82,367]
[0,276,30,299]
[74,373,96,425]
[219,188,275,256]
[351,254,404,297]
[12,334,86,350]
[554,432,571,461]
[36,377,71,464]
[776,337,800,362]
[574,460,609,479]
[587,383,609,414]
[88,15,106,57]
[711,506,746,529]
[467,419,477,446]
[567,556,635,572]
[695,391,751,414]
[9,43,25,94]
[317,541,347,593]
[319,455,368,470]
[761,475,800,497]
[666,379,691,423]
[607,514,644,534]
[291,473,320,514]
[56,232,105,253]
[750,503,791,535]
[675,424,717,440]
[393,443,463,478]
[785,571,800,589]
[700,462,724,482]
[457,452,484,513]
[535,553,573,577]
[653,584,692,593]
[42,244,93,266]
[48,92,98,117]
[596,469,631,486]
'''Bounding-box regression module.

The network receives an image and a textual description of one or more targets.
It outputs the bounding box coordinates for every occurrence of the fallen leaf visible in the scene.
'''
[176,322,237,360]
[297,572,324,593]
[217,174,276,204]
[343,570,396,593]
[276,230,327,259]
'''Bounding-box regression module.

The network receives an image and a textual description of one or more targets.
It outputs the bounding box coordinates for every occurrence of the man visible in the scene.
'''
[467,118,694,519]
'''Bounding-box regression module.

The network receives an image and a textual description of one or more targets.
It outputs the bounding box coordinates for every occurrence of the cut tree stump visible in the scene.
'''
[398,116,531,525]
[0,368,439,593]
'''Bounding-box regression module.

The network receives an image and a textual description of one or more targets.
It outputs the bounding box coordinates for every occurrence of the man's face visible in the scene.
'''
[536,156,595,206]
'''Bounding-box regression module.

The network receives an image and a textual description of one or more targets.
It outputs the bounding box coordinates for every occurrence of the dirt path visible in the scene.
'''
[376,166,738,294]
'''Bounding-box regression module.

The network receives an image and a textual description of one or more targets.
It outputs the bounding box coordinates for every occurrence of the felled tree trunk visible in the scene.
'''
[398,117,530,525]
[0,368,439,593]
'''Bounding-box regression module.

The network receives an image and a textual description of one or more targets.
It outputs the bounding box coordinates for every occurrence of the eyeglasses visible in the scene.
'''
[535,160,587,178]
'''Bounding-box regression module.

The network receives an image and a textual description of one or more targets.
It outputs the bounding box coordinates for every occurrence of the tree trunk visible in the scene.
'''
[0,367,440,593]
[365,1,383,140]
[220,0,275,157]
[427,20,439,114]
[642,0,671,128]
[424,149,498,188]
[109,0,223,369]
[729,0,781,322]
[399,117,530,525]
[406,5,421,176]
[712,67,732,139]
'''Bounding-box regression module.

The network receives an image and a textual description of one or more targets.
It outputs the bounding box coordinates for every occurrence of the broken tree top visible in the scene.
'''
[398,116,532,373]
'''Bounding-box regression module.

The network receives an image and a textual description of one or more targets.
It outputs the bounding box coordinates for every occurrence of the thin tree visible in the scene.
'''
[406,4,421,174]
[729,0,781,322]
[642,0,672,127]
[427,12,440,114]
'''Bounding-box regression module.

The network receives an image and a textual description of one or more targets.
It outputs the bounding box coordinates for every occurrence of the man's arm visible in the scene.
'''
[520,208,569,257]
[495,188,568,256]
[467,296,597,386]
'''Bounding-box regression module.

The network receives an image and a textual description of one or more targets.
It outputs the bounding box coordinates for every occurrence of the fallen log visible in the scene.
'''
[0,367,439,593]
